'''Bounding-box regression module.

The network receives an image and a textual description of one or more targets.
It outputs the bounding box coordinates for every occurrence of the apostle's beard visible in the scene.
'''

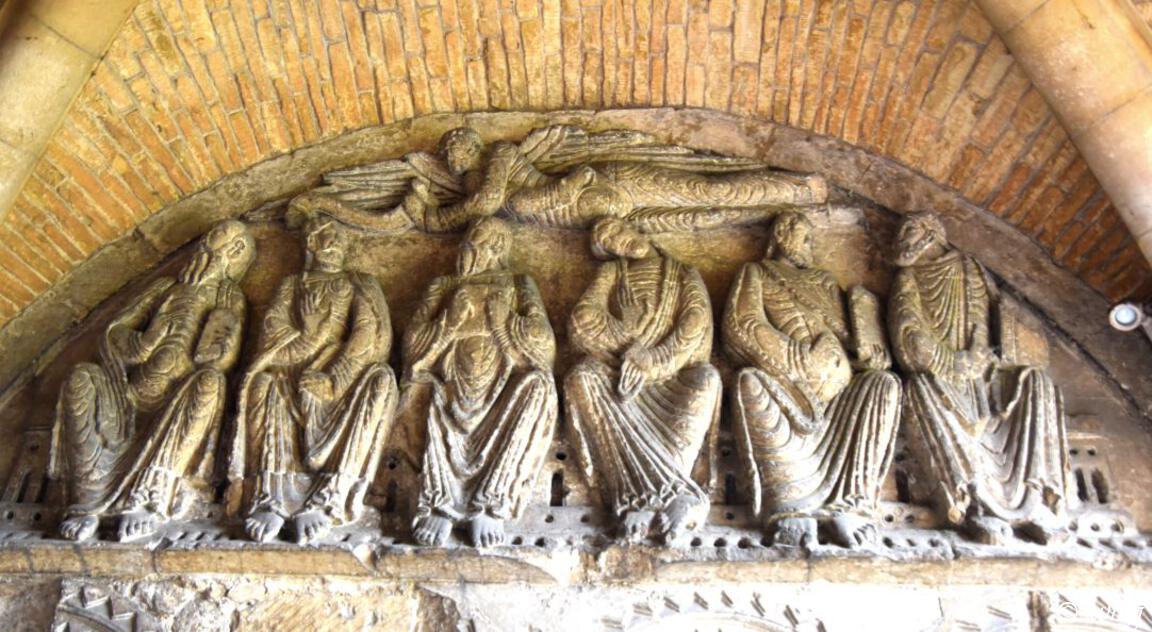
[458,245,501,276]
[777,243,814,269]
[894,234,941,267]
[179,251,224,285]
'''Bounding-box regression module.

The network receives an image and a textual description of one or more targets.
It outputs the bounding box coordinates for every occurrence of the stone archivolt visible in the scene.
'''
[0,125,1139,561]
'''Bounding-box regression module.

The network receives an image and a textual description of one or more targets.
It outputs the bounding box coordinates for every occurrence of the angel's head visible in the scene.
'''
[440,127,484,176]
[894,212,948,267]
[591,219,652,260]
[304,217,349,273]
[765,211,815,269]
[459,217,512,275]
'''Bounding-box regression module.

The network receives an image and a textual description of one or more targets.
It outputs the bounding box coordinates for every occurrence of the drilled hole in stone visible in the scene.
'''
[719,447,732,458]
[906,538,916,547]
[1090,523,1101,532]
[882,537,895,548]
[579,514,590,523]
[535,538,547,547]
[884,515,894,523]
[555,451,567,461]
[761,537,772,547]
[512,536,523,545]
[690,537,702,547]
[714,538,728,547]
[1087,448,1097,456]
[1112,522,1124,533]
[903,514,915,524]
[724,512,735,521]
[31,513,40,522]
[929,538,943,547]
[738,537,752,549]
[1070,448,1080,456]
[544,515,554,524]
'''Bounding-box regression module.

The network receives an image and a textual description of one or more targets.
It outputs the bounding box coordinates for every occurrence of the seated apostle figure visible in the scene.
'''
[399,218,559,547]
[231,218,398,544]
[889,212,1070,544]
[723,212,901,548]
[49,220,255,542]
[565,219,721,544]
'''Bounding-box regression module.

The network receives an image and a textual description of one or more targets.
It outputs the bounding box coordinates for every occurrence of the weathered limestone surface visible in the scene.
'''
[0,122,1149,631]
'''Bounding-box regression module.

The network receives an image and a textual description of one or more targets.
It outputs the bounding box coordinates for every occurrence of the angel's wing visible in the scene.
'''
[519,125,769,174]
[310,151,466,211]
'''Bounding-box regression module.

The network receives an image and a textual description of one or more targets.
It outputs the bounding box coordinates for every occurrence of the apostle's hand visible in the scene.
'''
[485,291,512,327]
[299,370,334,402]
[619,346,652,399]
[807,333,845,376]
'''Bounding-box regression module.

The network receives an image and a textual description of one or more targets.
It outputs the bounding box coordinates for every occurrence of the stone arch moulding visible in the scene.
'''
[3,109,1152,630]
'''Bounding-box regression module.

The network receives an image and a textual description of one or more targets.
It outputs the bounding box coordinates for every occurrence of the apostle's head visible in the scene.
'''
[180,219,256,286]
[440,127,485,176]
[765,211,815,269]
[591,218,652,260]
[304,217,349,273]
[894,212,949,267]
[459,217,512,275]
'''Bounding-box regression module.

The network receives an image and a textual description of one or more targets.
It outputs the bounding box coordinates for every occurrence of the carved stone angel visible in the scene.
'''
[394,218,558,547]
[889,212,1070,544]
[49,220,255,542]
[289,125,828,234]
[723,212,901,548]
[230,218,398,544]
[565,219,721,543]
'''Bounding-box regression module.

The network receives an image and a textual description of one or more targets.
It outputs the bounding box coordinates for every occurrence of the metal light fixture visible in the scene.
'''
[1109,301,1152,345]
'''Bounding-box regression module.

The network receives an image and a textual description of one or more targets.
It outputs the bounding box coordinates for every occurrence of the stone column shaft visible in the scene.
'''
[975,0,1152,271]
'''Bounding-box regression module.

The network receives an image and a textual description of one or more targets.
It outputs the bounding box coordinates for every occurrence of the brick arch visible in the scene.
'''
[1,0,1149,334]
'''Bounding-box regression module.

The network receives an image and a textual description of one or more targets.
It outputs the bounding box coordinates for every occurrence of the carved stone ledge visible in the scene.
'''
[0,530,1149,587]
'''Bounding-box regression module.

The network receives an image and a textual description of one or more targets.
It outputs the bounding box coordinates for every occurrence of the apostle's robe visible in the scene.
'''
[232,271,398,524]
[399,272,557,523]
[723,261,900,521]
[890,250,1069,525]
[50,276,246,522]
[565,256,721,518]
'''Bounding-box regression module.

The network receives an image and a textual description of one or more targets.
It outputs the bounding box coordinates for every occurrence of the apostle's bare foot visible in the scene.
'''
[772,517,817,548]
[244,511,285,543]
[965,516,1013,546]
[294,510,332,544]
[1017,509,1069,545]
[620,510,654,542]
[469,513,506,548]
[59,515,99,541]
[829,514,877,548]
[413,515,453,546]
[117,509,160,542]
[654,495,700,544]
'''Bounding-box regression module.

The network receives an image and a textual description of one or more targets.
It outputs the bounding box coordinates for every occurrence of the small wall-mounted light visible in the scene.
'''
[1108,302,1145,332]
[1109,302,1152,347]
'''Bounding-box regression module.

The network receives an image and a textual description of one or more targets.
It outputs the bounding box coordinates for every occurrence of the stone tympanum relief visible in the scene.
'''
[398,218,559,547]
[289,125,828,234]
[231,218,399,544]
[5,124,1134,563]
[723,212,901,549]
[565,219,721,544]
[890,212,1071,545]
[48,220,255,542]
